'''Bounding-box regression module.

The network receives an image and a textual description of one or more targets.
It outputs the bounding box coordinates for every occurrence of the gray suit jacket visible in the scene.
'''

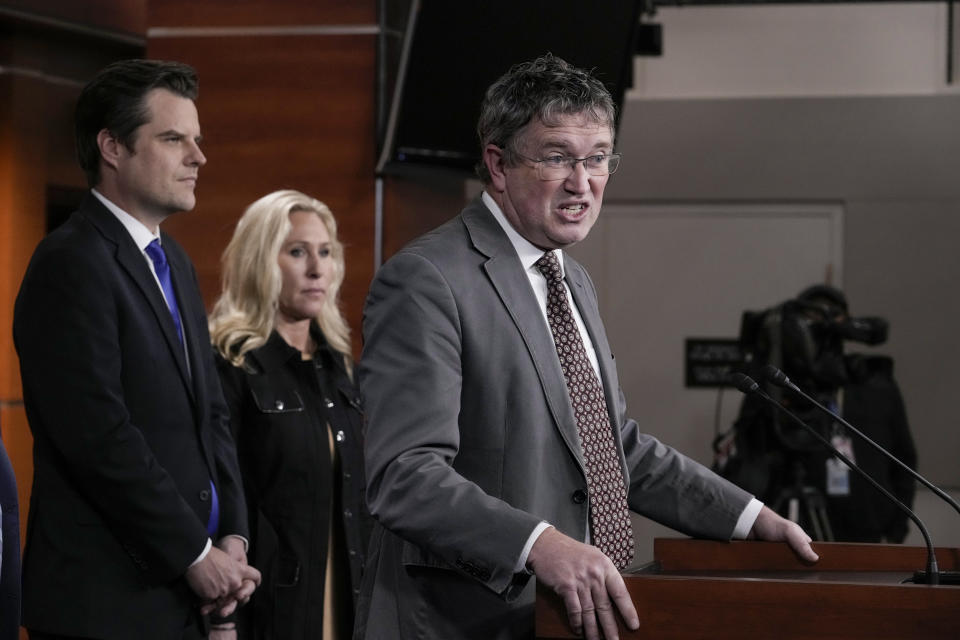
[354,197,752,639]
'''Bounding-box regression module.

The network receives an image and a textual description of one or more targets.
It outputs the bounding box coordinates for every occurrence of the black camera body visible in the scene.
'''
[739,290,888,393]
[737,286,888,454]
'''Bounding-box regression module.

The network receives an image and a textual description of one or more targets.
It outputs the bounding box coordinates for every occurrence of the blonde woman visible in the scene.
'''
[209,190,369,640]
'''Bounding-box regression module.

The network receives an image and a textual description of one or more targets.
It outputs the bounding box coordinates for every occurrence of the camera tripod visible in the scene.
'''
[771,459,834,541]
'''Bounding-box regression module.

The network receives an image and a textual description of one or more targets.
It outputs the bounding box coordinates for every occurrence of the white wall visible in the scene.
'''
[568,203,843,465]
[631,3,952,99]
[571,3,960,557]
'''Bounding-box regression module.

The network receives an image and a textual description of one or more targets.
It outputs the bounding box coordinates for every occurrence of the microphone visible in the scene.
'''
[762,364,960,519]
[729,372,942,585]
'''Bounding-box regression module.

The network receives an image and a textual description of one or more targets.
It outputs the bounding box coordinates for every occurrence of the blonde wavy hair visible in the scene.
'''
[209,189,352,372]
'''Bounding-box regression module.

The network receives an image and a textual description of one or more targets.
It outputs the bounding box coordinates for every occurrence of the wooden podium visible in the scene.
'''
[536,538,960,639]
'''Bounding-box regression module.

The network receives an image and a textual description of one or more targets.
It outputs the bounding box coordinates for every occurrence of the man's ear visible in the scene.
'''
[483,144,508,192]
[96,128,123,172]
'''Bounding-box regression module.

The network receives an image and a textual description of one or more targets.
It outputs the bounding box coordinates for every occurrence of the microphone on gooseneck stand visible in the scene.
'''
[729,372,942,585]
[760,364,960,585]
[761,364,960,519]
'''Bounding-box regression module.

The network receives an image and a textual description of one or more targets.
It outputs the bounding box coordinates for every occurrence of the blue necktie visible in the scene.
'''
[207,480,220,538]
[144,239,219,537]
[144,239,184,346]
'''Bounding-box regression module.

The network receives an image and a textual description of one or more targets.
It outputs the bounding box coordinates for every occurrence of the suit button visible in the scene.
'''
[572,489,587,504]
[335,430,345,442]
[199,489,211,501]
[275,400,285,410]
[343,508,353,518]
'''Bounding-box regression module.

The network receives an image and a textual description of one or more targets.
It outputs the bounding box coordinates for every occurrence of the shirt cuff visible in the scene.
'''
[732,498,764,539]
[219,533,250,553]
[189,537,212,567]
[515,522,553,573]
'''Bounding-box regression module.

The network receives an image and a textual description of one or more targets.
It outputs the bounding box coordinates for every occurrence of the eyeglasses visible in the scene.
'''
[513,152,622,181]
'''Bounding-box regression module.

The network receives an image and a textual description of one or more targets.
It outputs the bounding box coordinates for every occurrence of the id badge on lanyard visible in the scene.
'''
[825,396,854,496]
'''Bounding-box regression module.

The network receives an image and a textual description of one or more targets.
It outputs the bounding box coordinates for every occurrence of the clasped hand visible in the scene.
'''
[185,537,262,617]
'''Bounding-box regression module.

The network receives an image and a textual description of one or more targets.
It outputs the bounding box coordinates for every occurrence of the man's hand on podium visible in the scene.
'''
[528,526,640,640]
[749,505,821,563]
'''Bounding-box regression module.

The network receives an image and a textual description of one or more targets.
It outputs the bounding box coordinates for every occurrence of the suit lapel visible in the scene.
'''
[82,196,195,400]
[463,200,585,467]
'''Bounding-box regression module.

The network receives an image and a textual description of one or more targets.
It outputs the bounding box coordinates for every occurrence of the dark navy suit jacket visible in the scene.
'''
[13,193,247,639]
[0,432,19,640]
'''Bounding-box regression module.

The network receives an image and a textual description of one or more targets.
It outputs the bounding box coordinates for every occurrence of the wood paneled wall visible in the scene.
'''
[146,0,378,348]
[381,172,471,259]
[0,14,146,625]
[2,4,378,635]
[1,0,145,35]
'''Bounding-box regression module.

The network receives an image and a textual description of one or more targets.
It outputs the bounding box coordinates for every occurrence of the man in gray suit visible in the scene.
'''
[355,55,818,640]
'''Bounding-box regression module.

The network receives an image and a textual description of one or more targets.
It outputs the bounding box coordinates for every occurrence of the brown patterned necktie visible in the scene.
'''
[535,250,634,569]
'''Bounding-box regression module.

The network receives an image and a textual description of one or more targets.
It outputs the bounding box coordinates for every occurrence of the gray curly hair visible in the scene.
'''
[475,53,616,184]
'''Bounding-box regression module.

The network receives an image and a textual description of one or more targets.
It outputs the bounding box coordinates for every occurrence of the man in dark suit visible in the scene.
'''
[0,431,19,640]
[13,59,260,640]
[355,55,819,640]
